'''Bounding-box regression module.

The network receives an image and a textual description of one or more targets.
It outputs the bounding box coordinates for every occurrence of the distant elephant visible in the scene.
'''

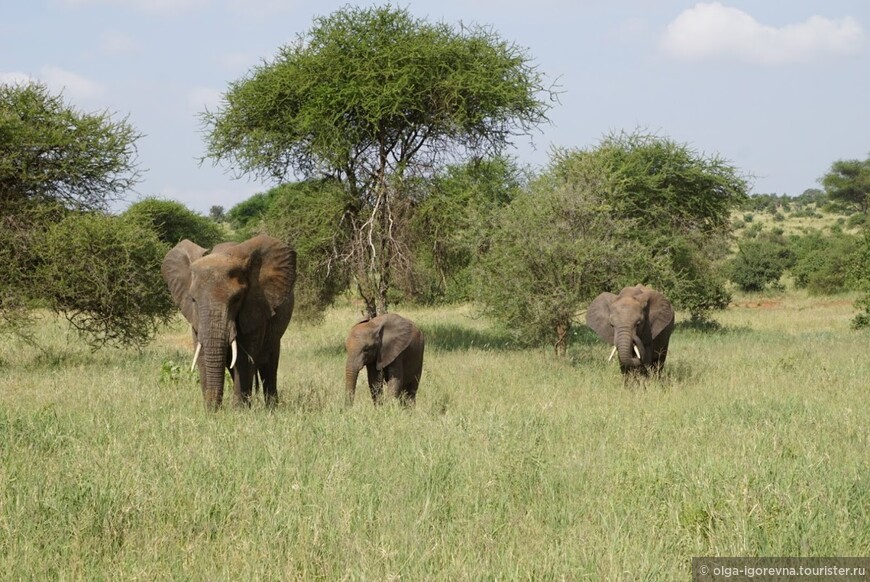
[586,284,675,375]
[344,313,424,407]
[162,235,296,410]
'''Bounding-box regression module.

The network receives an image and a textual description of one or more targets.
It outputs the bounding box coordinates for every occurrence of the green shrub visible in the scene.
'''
[123,198,225,247]
[790,233,860,295]
[262,180,352,323]
[36,212,174,348]
[847,213,867,229]
[727,237,791,292]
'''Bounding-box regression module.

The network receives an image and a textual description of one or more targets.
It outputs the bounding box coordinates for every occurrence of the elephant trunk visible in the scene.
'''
[345,360,361,407]
[198,309,236,411]
[615,329,643,370]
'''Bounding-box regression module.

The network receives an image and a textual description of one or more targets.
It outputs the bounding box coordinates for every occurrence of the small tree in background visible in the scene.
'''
[123,197,225,248]
[225,190,283,239]
[209,205,225,222]
[261,180,352,323]
[727,236,792,292]
[475,176,639,356]
[821,156,870,215]
[202,4,554,317]
[849,223,870,329]
[0,82,141,213]
[549,131,749,320]
[790,232,860,296]
[412,157,526,303]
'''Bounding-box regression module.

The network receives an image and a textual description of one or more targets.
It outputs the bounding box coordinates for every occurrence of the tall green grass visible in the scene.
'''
[1,294,868,579]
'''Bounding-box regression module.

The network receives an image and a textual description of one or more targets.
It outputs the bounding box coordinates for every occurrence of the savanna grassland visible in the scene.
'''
[1,292,868,580]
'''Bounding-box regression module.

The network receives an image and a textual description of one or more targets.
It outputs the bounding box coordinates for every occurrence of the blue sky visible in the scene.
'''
[2,1,867,213]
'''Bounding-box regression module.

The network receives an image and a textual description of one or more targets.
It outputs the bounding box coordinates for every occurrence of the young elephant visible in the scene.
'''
[344,313,424,407]
[586,285,675,375]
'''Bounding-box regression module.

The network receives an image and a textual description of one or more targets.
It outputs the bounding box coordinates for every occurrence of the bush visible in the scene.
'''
[262,180,352,323]
[790,233,860,295]
[474,179,637,356]
[123,198,225,248]
[36,212,174,348]
[411,157,524,304]
[727,237,792,292]
[847,213,867,229]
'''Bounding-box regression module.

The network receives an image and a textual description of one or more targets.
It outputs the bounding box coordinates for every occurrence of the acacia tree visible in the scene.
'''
[821,156,870,214]
[0,82,140,213]
[549,131,749,320]
[202,4,553,316]
[1,81,146,342]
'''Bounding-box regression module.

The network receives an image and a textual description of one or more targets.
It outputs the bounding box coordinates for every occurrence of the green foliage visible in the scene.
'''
[847,213,866,228]
[653,234,731,313]
[225,191,282,237]
[123,197,225,248]
[35,212,174,348]
[0,82,147,345]
[549,131,748,318]
[727,234,792,292]
[202,5,551,183]
[790,232,860,295]
[821,156,870,214]
[474,176,636,355]
[850,227,870,328]
[261,180,352,322]
[0,81,141,212]
[411,157,526,303]
[201,4,553,314]
[551,132,749,236]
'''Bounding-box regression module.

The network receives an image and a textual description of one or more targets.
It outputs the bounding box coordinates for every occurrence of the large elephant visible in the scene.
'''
[161,235,296,410]
[344,313,424,407]
[586,284,675,375]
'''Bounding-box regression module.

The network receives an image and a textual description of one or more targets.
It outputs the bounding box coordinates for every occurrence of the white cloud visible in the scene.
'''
[1,67,106,104]
[187,87,223,113]
[40,66,106,102]
[661,3,864,66]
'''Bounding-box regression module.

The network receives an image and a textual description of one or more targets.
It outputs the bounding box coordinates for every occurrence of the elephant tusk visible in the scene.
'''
[229,339,238,370]
[633,345,641,360]
[191,342,201,372]
[608,346,617,362]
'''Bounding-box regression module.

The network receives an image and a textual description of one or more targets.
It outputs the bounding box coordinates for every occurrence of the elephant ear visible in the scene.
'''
[643,289,675,339]
[161,239,207,326]
[231,236,296,332]
[586,292,618,345]
[377,314,415,371]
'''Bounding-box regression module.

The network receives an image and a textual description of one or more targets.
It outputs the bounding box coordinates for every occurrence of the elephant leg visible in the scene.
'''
[399,379,418,407]
[231,356,255,408]
[383,361,408,403]
[385,376,403,401]
[650,347,668,375]
[258,356,279,410]
[366,364,383,405]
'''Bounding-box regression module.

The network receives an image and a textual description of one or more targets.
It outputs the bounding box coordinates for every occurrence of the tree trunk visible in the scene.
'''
[554,321,569,358]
